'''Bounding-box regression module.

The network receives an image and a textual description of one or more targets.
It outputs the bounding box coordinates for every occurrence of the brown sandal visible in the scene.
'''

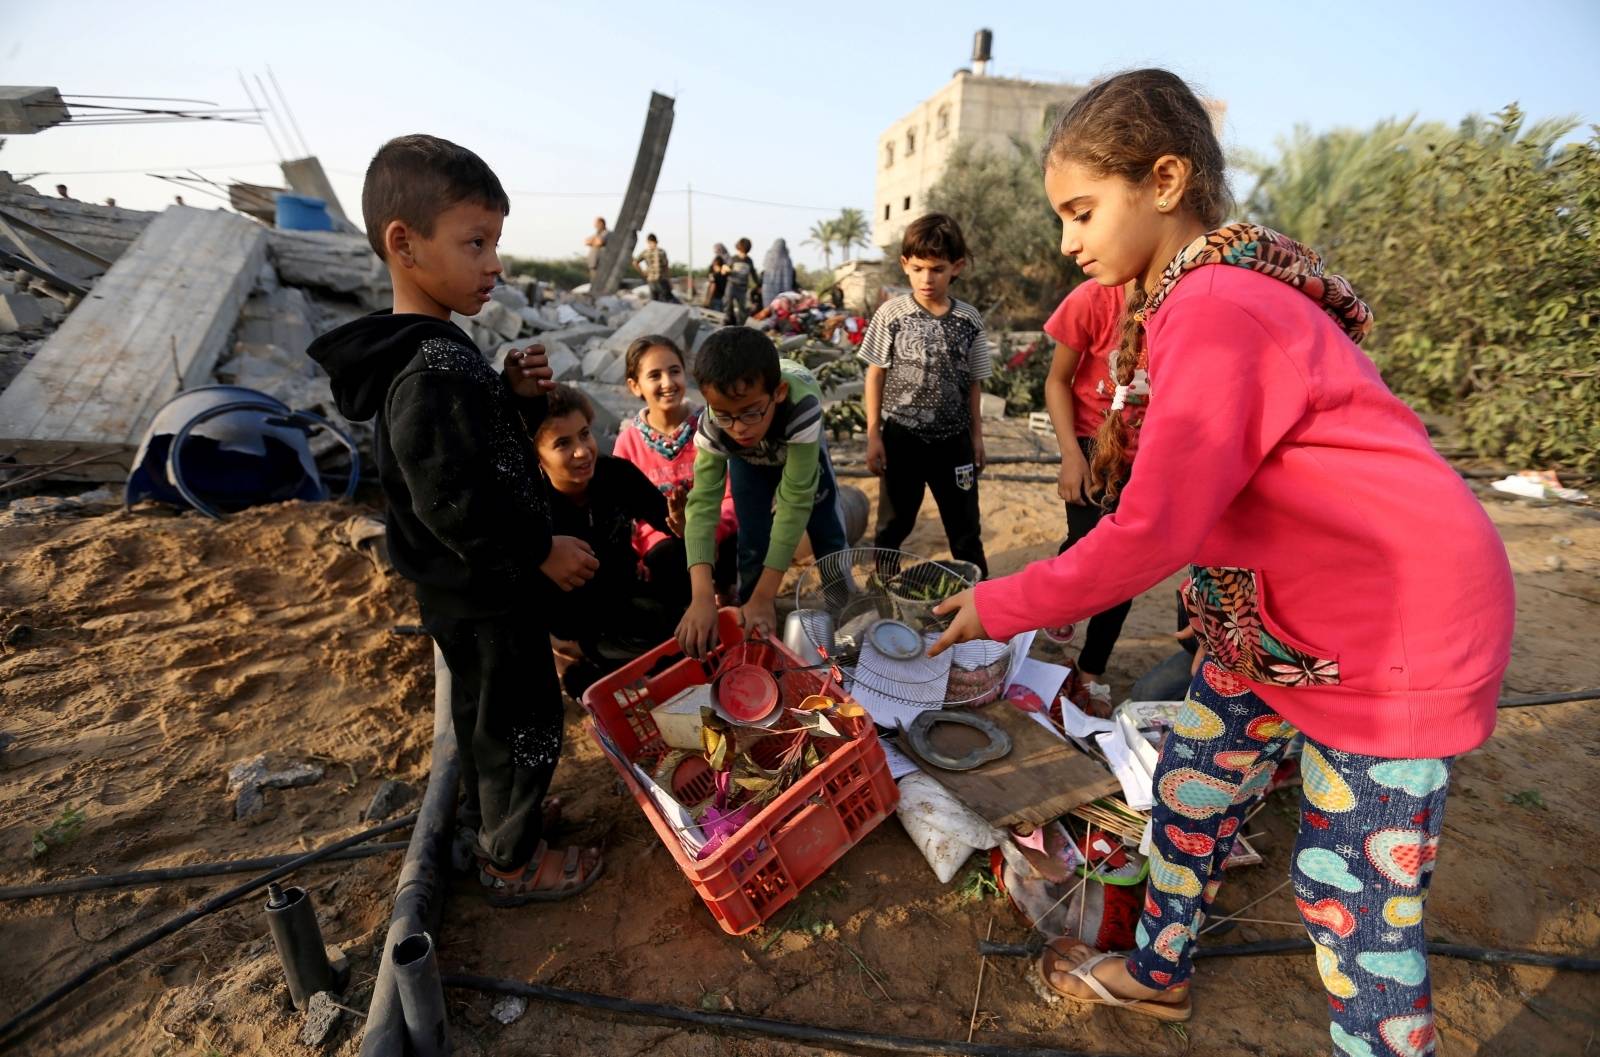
[480,839,604,907]
[1036,938,1192,1023]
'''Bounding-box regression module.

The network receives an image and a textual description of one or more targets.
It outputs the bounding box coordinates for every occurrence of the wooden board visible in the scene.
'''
[0,206,267,480]
[898,701,1121,829]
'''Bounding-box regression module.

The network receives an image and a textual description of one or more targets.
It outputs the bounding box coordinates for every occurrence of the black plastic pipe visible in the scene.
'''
[394,932,449,1057]
[359,645,460,1057]
[265,882,335,1010]
[0,842,408,902]
[1194,937,1600,971]
[442,972,1117,1057]
[0,811,417,1051]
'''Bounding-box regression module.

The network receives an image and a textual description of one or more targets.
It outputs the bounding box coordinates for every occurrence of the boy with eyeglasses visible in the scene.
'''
[674,327,847,656]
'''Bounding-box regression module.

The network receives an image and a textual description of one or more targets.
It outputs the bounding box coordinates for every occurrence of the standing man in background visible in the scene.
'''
[584,216,609,288]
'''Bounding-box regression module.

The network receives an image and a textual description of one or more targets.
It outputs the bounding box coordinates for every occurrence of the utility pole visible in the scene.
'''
[686,181,694,301]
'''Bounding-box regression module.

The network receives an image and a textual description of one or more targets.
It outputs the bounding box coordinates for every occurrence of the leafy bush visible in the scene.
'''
[1245,107,1600,474]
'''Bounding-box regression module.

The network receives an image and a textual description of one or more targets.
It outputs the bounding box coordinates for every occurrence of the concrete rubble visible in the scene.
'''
[361,778,418,821]
[226,753,326,820]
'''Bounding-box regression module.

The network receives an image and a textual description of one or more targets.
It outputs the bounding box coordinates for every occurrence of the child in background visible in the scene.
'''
[723,238,759,326]
[1041,279,1139,712]
[533,384,684,697]
[859,212,992,576]
[310,134,601,906]
[930,69,1513,1047]
[675,328,847,656]
[611,334,738,602]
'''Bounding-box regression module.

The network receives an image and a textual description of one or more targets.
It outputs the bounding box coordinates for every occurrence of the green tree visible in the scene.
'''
[832,207,871,262]
[1245,107,1600,474]
[925,136,1080,326]
[805,218,838,270]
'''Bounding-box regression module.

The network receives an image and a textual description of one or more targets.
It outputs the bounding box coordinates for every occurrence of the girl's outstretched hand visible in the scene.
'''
[926,587,989,657]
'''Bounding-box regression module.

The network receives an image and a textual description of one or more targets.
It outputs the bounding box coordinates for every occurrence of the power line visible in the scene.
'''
[11,160,283,177]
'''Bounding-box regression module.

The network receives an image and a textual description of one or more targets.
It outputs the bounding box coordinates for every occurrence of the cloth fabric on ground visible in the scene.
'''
[1128,659,1449,1053]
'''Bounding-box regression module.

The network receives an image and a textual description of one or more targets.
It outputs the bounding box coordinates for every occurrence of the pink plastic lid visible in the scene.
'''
[716,664,779,724]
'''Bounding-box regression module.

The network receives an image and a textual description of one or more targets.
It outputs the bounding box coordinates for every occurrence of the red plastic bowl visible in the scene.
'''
[715,663,780,724]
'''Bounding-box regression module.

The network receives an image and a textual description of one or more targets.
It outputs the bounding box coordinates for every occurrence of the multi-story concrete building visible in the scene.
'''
[872,31,1084,250]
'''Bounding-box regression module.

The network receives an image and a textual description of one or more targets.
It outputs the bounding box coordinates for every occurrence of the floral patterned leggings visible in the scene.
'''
[1128,661,1449,1057]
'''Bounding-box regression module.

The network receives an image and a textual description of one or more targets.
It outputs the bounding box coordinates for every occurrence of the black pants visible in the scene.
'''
[645,534,738,602]
[1060,437,1131,676]
[873,420,987,577]
[420,605,562,871]
[724,286,750,325]
[649,279,678,302]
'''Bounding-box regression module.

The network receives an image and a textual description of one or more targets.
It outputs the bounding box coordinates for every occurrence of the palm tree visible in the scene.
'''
[805,218,838,270]
[832,207,870,261]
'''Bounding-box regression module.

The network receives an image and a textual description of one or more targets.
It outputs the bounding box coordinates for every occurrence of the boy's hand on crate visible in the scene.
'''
[540,535,599,591]
[676,596,720,657]
[926,587,989,658]
[738,593,778,642]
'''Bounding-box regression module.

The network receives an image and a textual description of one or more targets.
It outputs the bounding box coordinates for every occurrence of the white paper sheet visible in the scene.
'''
[878,737,923,781]
[633,761,707,856]
[1095,730,1154,810]
[1058,700,1116,740]
[1003,656,1072,714]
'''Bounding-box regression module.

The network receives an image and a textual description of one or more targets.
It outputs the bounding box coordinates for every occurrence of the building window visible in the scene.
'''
[906,128,916,156]
[884,142,894,168]
[936,104,950,138]
[883,203,891,221]
[903,195,911,212]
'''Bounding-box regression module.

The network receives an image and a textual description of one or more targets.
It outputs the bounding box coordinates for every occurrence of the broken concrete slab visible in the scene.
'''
[490,995,528,1025]
[0,292,44,333]
[581,383,641,454]
[475,299,524,342]
[265,228,390,311]
[543,322,613,347]
[226,753,326,820]
[361,779,417,821]
[0,206,268,480]
[602,301,693,355]
[298,991,343,1048]
[581,344,619,381]
[980,392,1008,421]
[517,307,554,332]
[489,284,528,310]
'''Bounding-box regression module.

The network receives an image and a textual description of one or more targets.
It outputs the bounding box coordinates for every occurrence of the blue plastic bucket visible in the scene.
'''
[275,193,334,231]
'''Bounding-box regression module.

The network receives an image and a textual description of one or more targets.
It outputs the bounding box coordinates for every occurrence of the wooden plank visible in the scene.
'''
[897,701,1121,829]
[0,206,267,480]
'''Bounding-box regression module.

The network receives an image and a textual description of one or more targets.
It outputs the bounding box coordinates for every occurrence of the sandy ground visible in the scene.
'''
[1,437,1597,1057]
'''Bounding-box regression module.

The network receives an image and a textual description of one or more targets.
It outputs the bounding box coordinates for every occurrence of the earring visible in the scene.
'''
[1157,199,1168,210]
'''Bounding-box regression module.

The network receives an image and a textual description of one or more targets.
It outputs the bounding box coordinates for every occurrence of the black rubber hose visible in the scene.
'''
[1498,688,1600,709]
[442,973,1117,1057]
[0,841,409,902]
[0,812,417,1051]
[1195,938,1600,971]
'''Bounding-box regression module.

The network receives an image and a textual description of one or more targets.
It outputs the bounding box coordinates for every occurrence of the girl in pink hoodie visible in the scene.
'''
[930,69,1513,1051]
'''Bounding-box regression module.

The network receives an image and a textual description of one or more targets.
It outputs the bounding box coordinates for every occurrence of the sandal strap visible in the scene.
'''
[1065,950,1138,1007]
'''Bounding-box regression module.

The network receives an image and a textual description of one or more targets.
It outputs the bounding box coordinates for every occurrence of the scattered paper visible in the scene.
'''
[1058,700,1116,740]
[879,737,923,780]
[1095,731,1154,810]
[1003,657,1072,713]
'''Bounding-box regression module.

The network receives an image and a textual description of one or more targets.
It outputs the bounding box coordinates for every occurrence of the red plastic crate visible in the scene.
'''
[581,609,899,935]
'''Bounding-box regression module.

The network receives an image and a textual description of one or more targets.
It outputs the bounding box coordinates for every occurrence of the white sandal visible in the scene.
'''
[1035,939,1192,1023]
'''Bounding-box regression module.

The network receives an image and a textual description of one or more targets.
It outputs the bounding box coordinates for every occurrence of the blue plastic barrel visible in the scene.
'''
[275,193,334,231]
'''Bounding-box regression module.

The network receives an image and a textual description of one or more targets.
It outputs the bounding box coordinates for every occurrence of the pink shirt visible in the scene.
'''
[1044,281,1141,454]
[976,265,1513,758]
[612,407,736,558]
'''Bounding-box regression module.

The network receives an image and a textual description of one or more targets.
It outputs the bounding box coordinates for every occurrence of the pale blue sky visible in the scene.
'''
[4,0,1598,269]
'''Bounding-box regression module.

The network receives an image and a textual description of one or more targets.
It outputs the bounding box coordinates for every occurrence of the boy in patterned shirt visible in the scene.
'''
[633,232,677,302]
[859,212,992,575]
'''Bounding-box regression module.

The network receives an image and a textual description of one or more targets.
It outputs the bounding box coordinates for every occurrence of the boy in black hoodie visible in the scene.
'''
[309,135,602,906]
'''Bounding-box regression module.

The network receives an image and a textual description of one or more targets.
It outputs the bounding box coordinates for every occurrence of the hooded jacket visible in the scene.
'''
[975,225,1514,758]
[309,312,552,617]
